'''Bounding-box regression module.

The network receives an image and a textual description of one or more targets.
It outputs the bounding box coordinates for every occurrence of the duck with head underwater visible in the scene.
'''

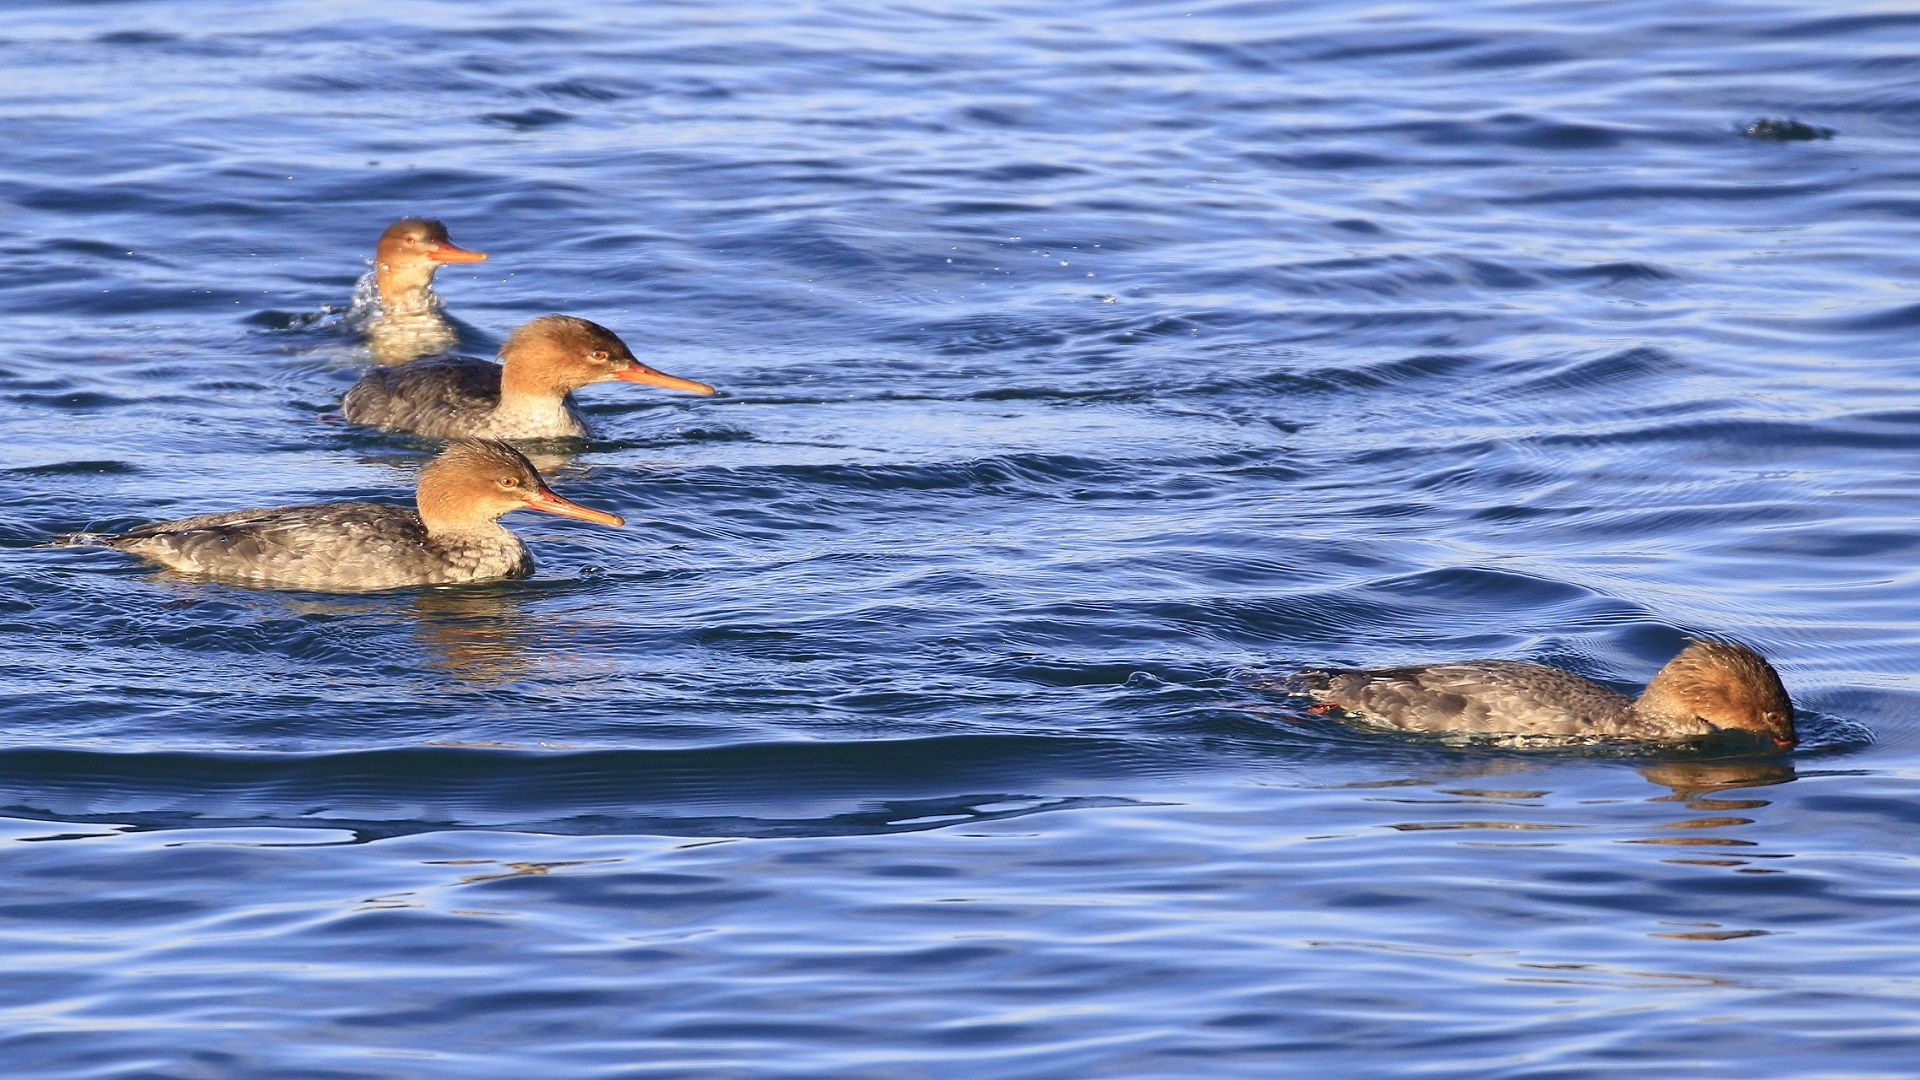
[1289,639,1796,749]
[96,440,622,592]
[342,313,716,441]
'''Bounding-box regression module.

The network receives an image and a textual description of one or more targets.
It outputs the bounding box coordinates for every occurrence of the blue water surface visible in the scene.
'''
[3,1,1919,1076]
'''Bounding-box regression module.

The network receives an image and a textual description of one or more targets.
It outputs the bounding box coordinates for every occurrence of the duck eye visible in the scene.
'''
[497,477,520,490]
[589,350,610,363]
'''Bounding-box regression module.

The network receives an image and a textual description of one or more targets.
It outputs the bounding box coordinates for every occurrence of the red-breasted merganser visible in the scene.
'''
[103,440,622,592]
[372,217,488,313]
[355,218,489,364]
[342,314,716,440]
[1289,639,1795,747]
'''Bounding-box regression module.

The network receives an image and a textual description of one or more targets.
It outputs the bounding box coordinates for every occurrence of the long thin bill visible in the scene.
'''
[522,486,624,527]
[616,365,717,395]
[428,243,489,264]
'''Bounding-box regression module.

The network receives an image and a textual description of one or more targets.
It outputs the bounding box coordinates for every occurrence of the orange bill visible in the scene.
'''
[522,485,624,527]
[427,242,489,264]
[615,364,716,395]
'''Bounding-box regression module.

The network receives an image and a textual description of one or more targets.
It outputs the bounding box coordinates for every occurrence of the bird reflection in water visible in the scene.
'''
[251,586,543,684]
[407,585,629,693]
[1348,754,1795,858]
[1620,757,1797,883]
[1637,758,1791,935]
[406,586,542,684]
[1628,757,1796,876]
[1639,757,1795,800]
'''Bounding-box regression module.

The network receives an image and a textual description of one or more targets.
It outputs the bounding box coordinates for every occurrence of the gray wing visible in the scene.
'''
[116,505,321,538]
[1294,661,1634,737]
[109,502,434,590]
[342,356,501,437]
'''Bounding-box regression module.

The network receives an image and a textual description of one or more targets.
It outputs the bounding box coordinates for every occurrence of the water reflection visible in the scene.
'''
[1637,758,1796,800]
[1632,758,1795,871]
[407,587,538,684]
[258,586,548,683]
[1346,754,1796,867]
[1320,748,1794,802]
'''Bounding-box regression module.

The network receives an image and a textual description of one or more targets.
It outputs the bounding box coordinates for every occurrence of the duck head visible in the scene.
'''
[375,218,488,308]
[1635,639,1796,748]
[416,439,624,532]
[498,314,717,398]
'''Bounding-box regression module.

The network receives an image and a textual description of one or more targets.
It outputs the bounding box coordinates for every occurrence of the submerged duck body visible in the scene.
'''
[343,314,715,440]
[105,440,622,592]
[1290,640,1795,747]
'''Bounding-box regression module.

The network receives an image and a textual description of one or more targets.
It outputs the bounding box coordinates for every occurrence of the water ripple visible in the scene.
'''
[3,0,1920,1076]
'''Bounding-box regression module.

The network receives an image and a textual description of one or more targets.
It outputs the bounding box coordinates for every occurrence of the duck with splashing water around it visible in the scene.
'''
[350,217,489,364]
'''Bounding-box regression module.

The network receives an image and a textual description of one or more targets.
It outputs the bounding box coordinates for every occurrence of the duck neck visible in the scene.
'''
[1626,681,1713,738]
[416,490,511,539]
[494,358,587,436]
[419,523,532,581]
[377,265,439,312]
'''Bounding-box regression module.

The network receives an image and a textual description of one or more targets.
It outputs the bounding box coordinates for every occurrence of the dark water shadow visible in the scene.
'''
[0,736,1169,843]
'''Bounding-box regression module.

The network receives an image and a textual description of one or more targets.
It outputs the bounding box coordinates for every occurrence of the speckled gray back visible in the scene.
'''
[342,357,510,438]
[109,502,532,592]
[1298,661,1646,739]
